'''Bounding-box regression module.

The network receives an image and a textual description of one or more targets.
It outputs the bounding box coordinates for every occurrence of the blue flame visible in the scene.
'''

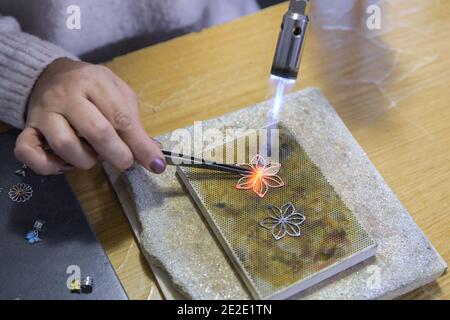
[265,75,295,158]
[267,75,295,125]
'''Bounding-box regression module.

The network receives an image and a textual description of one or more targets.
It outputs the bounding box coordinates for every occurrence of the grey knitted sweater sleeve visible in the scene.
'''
[0,15,77,129]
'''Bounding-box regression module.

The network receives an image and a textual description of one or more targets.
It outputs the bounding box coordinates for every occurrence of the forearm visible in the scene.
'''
[0,15,78,129]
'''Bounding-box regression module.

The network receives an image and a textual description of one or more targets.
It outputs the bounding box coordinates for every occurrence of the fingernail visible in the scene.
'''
[149,158,166,174]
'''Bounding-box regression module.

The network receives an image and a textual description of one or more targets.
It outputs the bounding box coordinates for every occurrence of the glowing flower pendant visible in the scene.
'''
[236,155,284,198]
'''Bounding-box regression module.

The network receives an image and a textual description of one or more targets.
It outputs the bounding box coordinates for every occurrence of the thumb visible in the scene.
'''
[121,125,166,174]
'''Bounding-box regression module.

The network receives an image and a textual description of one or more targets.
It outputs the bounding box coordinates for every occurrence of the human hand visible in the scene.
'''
[14,58,166,175]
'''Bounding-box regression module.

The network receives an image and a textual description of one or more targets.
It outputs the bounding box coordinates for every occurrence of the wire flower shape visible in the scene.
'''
[236,155,284,198]
[260,203,306,240]
[8,183,33,203]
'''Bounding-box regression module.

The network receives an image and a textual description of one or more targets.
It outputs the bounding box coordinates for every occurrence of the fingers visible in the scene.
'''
[39,113,97,170]
[87,71,166,173]
[121,125,166,173]
[64,98,134,171]
[23,61,165,174]
[14,127,73,175]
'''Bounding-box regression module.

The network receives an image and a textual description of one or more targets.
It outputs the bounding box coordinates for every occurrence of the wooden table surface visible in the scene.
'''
[1,1,449,300]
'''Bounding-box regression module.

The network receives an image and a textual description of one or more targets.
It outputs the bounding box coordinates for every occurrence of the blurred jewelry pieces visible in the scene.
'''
[25,230,41,244]
[260,203,305,240]
[15,170,25,177]
[8,183,33,203]
[70,279,81,293]
[25,219,46,244]
[236,154,284,198]
[33,219,46,232]
[81,277,94,294]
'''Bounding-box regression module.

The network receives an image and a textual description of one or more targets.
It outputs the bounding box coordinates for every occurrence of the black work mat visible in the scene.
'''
[0,130,127,300]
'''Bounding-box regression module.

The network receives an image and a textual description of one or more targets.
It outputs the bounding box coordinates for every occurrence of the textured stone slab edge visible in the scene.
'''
[103,164,185,300]
[105,87,447,299]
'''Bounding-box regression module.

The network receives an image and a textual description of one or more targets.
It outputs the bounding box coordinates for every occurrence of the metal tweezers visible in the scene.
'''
[163,150,251,175]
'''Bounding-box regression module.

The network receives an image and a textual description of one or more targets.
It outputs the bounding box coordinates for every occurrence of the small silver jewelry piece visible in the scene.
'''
[8,183,33,203]
[260,203,305,240]
[15,164,28,177]
[81,277,94,293]
[33,220,46,232]
[15,169,26,177]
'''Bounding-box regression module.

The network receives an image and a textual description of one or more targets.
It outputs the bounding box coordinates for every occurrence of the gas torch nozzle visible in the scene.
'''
[270,0,309,80]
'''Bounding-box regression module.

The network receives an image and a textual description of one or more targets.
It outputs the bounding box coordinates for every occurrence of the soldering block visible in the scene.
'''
[104,87,446,299]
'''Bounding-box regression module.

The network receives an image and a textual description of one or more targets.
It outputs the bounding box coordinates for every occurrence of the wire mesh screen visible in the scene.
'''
[178,123,375,299]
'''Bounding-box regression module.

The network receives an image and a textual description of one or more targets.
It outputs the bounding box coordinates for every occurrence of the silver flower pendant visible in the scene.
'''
[8,183,33,203]
[260,203,305,240]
